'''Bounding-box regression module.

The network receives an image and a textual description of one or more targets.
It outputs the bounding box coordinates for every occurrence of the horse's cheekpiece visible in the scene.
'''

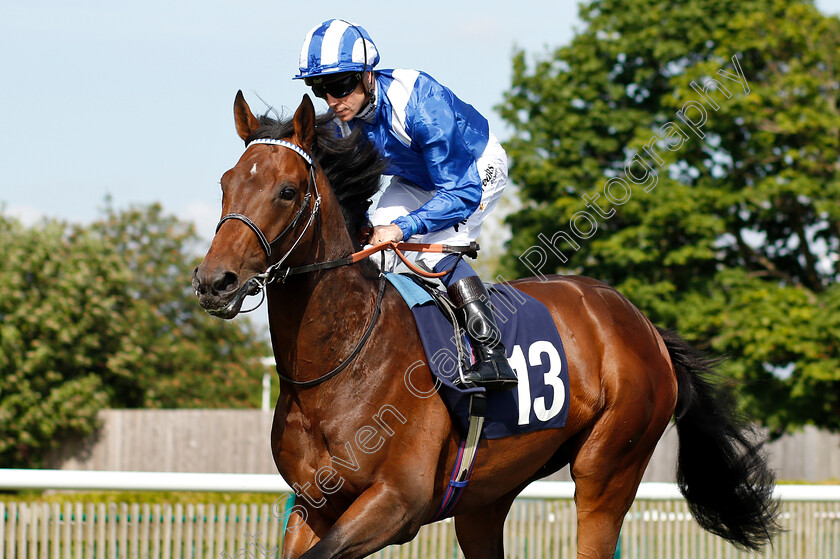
[386,273,570,439]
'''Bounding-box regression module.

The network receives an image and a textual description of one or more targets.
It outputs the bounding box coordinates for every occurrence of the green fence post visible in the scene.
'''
[277,492,295,555]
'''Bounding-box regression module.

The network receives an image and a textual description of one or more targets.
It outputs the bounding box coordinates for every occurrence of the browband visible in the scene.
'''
[247,138,313,167]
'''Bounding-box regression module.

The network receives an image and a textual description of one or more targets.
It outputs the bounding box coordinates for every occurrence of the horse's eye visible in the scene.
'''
[279,187,297,200]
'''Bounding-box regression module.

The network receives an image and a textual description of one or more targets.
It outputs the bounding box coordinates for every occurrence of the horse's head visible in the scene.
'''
[192,92,322,319]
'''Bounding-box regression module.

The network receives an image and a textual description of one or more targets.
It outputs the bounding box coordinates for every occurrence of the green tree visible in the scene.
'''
[0,205,270,467]
[498,0,840,434]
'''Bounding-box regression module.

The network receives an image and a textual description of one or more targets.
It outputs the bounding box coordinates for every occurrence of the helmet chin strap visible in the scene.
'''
[356,72,377,122]
[344,21,377,122]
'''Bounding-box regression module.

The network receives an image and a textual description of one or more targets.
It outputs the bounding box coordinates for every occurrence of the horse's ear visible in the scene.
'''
[293,94,316,152]
[234,90,261,143]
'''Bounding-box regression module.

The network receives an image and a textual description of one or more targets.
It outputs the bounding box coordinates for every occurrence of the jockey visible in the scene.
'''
[294,19,517,392]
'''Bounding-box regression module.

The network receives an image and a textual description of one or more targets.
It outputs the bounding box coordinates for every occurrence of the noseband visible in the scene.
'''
[215,138,321,286]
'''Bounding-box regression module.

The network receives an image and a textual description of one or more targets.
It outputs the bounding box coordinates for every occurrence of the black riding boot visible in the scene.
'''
[447,276,518,392]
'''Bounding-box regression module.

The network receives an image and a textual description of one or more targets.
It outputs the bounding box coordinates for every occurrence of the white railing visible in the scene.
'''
[1,470,839,558]
[2,469,839,501]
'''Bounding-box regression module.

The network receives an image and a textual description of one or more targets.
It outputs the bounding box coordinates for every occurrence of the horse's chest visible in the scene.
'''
[272,402,407,497]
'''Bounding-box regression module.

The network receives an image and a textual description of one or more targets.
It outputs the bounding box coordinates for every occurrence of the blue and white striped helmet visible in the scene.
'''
[294,19,380,80]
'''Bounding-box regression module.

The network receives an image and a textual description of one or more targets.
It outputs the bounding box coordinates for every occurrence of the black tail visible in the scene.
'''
[658,327,780,551]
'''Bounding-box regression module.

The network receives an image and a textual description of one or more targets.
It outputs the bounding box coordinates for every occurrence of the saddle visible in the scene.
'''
[385,272,570,438]
[386,272,570,519]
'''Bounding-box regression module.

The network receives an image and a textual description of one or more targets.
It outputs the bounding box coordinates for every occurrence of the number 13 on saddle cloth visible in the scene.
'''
[386,273,570,438]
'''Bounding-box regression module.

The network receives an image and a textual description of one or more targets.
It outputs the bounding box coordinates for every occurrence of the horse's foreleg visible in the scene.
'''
[297,483,427,559]
[280,509,323,559]
[453,489,519,559]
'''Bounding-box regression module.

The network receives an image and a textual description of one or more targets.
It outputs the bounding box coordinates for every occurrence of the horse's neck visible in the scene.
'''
[265,196,379,386]
[266,264,378,383]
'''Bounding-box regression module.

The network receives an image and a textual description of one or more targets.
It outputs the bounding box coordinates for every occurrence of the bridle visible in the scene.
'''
[213,137,387,389]
[212,137,328,317]
[215,138,321,291]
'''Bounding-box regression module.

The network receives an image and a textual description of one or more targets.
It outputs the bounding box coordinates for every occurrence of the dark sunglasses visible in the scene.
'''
[308,73,362,100]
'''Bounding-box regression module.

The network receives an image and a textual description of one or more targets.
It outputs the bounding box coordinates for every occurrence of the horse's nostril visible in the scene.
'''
[212,271,239,295]
[192,268,205,295]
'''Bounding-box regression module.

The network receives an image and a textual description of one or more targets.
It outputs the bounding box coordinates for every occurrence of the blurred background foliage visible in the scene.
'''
[498,0,840,435]
[0,203,270,467]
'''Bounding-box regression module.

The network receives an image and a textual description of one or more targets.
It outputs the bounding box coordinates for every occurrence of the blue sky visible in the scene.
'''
[2,0,838,239]
[0,1,580,235]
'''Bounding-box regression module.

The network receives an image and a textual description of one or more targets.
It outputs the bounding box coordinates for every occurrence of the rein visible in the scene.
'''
[260,240,480,284]
[277,275,387,388]
[219,139,476,289]
[217,138,478,307]
[214,137,478,389]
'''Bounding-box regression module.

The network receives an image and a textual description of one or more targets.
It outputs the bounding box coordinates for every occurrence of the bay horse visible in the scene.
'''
[192,92,779,558]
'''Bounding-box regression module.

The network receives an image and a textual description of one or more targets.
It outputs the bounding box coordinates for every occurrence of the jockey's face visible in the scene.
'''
[325,72,373,122]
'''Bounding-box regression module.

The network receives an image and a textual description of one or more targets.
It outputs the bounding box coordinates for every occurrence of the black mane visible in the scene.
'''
[247,111,387,244]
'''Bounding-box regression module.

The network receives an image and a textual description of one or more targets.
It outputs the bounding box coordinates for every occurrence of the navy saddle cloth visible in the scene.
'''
[386,273,570,439]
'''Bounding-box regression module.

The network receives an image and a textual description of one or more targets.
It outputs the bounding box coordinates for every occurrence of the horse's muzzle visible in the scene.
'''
[192,266,260,319]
